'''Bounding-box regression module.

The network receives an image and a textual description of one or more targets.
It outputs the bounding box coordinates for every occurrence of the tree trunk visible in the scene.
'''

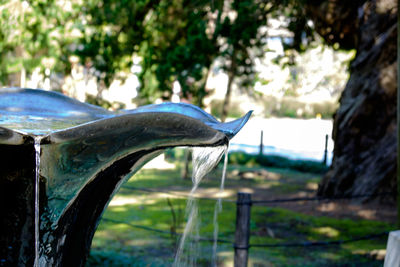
[307,0,397,202]
[221,50,237,122]
[181,149,191,180]
[221,71,235,122]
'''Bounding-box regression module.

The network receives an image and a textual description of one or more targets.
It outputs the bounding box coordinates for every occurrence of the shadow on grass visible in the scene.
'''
[88,193,393,266]
[87,151,393,266]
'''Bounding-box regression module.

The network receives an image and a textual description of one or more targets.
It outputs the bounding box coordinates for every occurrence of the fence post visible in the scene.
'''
[234,192,252,267]
[259,130,263,156]
[323,134,328,165]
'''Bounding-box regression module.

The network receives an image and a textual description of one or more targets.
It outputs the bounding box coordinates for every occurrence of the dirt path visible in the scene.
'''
[153,185,397,224]
[119,166,397,225]
[145,167,397,224]
[249,190,397,224]
[247,172,396,224]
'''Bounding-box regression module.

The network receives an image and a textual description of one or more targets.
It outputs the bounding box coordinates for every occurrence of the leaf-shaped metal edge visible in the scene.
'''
[0,87,111,120]
[123,102,253,139]
[0,88,252,141]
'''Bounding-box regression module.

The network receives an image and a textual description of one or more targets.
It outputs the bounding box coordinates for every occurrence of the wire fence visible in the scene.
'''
[121,185,235,202]
[102,217,388,248]
[251,192,395,204]
[102,217,233,244]
[121,185,395,204]
[105,185,393,250]
[249,231,389,248]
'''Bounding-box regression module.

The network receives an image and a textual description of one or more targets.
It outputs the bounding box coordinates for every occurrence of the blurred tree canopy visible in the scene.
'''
[0,0,72,84]
[75,0,158,89]
[0,0,320,114]
[1,0,394,204]
[140,0,274,115]
[139,0,216,106]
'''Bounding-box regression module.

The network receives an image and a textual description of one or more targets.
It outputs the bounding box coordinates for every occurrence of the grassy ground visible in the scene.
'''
[86,153,395,267]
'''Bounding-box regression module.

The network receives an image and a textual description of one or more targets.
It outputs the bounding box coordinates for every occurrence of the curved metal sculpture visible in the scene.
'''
[0,88,251,267]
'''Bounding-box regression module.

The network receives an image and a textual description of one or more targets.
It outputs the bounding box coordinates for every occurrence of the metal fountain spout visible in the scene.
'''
[0,88,251,267]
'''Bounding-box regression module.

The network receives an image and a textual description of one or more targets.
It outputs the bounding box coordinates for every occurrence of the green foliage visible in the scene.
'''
[227,151,258,166]
[228,151,329,174]
[219,0,270,86]
[164,148,186,162]
[166,148,328,174]
[89,165,394,266]
[85,93,126,110]
[268,0,318,68]
[0,0,75,84]
[147,0,321,103]
[278,1,315,53]
[311,101,338,119]
[75,0,155,87]
[0,0,338,111]
[85,94,113,110]
[138,0,279,108]
[261,96,338,119]
[86,250,142,267]
[138,0,217,105]
[210,99,244,119]
[279,98,302,117]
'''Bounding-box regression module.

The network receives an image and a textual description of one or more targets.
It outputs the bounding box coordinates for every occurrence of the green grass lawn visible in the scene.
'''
[86,153,395,267]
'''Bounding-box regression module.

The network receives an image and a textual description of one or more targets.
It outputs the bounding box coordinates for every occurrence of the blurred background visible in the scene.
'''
[0,0,397,266]
[0,0,353,163]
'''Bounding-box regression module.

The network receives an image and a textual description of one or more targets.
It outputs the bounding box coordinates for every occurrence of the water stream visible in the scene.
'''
[173,145,227,267]
[34,137,41,267]
[211,145,229,267]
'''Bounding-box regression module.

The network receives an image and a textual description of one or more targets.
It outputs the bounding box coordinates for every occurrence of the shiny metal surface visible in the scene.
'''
[0,87,251,266]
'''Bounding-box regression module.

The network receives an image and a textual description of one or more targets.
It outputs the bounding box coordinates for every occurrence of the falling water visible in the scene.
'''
[173,145,227,267]
[211,145,229,267]
[34,137,41,267]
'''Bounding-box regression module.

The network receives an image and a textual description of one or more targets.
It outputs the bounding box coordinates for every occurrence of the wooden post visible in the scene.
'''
[234,192,251,267]
[181,149,191,180]
[259,130,264,156]
[323,134,328,165]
